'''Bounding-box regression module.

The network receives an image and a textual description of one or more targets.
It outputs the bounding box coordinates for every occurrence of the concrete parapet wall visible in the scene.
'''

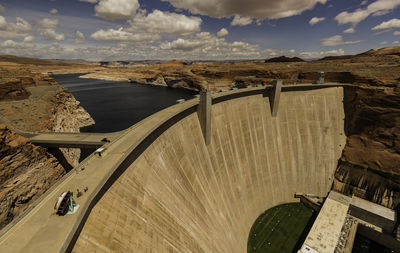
[349,196,396,233]
[73,87,346,252]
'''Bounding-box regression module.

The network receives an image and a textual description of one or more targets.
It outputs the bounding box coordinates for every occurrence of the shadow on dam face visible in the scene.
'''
[72,87,346,252]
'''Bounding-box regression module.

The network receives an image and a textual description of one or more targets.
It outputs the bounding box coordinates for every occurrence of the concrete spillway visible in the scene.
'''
[0,85,347,252]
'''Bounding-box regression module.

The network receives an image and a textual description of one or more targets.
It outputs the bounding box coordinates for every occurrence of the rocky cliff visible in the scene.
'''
[333,85,400,208]
[0,65,94,229]
[0,124,65,230]
[48,90,95,168]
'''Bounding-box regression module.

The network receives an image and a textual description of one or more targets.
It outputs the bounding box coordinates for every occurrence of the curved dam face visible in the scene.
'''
[73,87,346,252]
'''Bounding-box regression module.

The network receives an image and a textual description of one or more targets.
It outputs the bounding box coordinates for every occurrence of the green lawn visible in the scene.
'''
[247,203,316,253]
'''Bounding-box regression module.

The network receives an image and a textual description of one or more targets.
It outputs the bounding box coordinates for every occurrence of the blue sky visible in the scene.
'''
[0,0,399,61]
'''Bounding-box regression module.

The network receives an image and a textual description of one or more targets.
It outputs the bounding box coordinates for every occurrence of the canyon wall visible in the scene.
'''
[0,124,65,230]
[0,69,94,230]
[333,86,400,208]
[48,90,95,168]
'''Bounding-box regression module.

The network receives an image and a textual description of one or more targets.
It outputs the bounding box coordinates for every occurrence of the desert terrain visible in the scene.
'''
[0,46,399,230]
[80,47,400,91]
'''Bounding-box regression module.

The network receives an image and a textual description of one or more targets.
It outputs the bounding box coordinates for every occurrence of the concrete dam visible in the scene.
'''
[0,84,347,252]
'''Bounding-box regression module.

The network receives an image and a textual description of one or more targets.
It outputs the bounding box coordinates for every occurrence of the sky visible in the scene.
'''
[0,0,399,61]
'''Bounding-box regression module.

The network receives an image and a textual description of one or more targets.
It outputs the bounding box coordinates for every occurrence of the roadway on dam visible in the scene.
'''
[0,113,122,148]
[29,131,123,148]
[0,83,349,253]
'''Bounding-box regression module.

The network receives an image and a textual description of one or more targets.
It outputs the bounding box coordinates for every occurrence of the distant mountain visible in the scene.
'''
[318,46,400,61]
[49,59,99,65]
[2,46,399,66]
[166,59,187,66]
[265,56,304,63]
[0,55,66,65]
[357,46,400,56]
[317,55,355,61]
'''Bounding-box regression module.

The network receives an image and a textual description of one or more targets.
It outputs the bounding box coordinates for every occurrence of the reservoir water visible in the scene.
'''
[52,73,197,132]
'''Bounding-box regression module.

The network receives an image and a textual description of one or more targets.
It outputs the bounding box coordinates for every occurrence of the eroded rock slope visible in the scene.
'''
[0,65,94,229]
[0,124,65,230]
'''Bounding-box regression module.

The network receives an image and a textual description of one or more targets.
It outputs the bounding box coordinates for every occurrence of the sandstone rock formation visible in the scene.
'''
[0,124,65,230]
[333,86,400,208]
[48,90,95,167]
[0,63,94,229]
[80,46,400,92]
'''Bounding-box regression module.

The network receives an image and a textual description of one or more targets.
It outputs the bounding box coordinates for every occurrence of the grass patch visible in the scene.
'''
[247,203,316,253]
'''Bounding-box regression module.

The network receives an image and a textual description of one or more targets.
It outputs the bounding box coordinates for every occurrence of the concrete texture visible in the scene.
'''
[30,131,122,148]
[74,87,345,252]
[301,191,351,253]
[0,85,347,252]
[197,91,211,145]
[269,79,282,117]
[349,196,396,233]
[301,191,399,253]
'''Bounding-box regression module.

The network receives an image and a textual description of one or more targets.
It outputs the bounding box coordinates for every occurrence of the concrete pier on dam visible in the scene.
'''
[0,83,348,252]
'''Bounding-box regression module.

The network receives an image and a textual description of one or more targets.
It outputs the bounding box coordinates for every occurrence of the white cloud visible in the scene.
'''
[0,16,6,30]
[13,17,32,33]
[380,41,388,45]
[80,0,98,3]
[75,30,86,44]
[90,9,201,43]
[231,15,253,26]
[394,31,400,35]
[95,0,139,20]
[157,31,262,59]
[309,17,325,25]
[372,10,391,16]
[36,18,65,41]
[37,18,59,29]
[0,41,84,60]
[343,27,355,33]
[335,10,369,26]
[394,40,399,44]
[321,35,362,46]
[335,0,400,26]
[371,18,400,30]
[40,29,65,41]
[90,27,160,42]
[161,0,327,20]
[373,29,391,35]
[160,38,206,51]
[299,48,345,59]
[23,35,35,42]
[50,8,58,15]
[0,16,32,39]
[217,28,228,37]
[1,40,28,49]
[360,0,368,5]
[0,35,259,61]
[127,10,201,35]
[0,4,5,12]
